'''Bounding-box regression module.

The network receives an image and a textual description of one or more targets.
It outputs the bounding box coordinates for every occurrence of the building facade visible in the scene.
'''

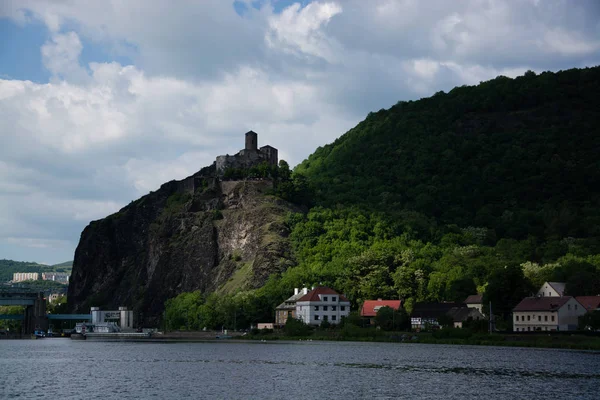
[536,282,566,297]
[295,287,351,326]
[41,272,70,283]
[513,296,586,332]
[275,287,309,327]
[12,272,39,282]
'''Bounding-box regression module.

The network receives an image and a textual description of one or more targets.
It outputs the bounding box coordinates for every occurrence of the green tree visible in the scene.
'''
[284,317,311,336]
[374,306,410,331]
[483,265,533,320]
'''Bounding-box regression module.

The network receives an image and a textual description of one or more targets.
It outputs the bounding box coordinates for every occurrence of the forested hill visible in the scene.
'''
[0,259,73,282]
[295,67,600,240]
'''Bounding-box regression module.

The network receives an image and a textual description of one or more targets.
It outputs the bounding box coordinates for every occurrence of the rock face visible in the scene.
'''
[67,165,299,324]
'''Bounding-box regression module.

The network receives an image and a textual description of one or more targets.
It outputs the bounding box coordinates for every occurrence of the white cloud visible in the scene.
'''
[266,2,342,62]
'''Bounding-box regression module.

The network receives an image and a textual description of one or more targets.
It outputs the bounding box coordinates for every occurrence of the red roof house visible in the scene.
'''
[360,299,402,317]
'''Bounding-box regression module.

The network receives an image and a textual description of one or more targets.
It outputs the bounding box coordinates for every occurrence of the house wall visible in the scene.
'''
[275,309,295,326]
[513,298,586,332]
[513,311,559,332]
[557,298,586,330]
[536,283,561,297]
[296,296,350,326]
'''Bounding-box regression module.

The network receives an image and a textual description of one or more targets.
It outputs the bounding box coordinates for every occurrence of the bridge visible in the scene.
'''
[0,288,48,334]
[1,288,93,335]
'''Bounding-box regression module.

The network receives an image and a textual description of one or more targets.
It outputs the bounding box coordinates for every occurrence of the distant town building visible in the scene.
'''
[536,282,566,297]
[512,296,585,332]
[295,287,351,326]
[215,131,278,176]
[41,272,70,284]
[12,272,39,282]
[275,287,309,327]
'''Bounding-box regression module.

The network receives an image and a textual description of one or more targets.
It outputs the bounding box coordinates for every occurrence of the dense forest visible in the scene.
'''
[163,67,600,330]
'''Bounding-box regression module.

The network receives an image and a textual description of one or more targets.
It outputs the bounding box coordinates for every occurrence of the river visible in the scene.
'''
[1,339,598,399]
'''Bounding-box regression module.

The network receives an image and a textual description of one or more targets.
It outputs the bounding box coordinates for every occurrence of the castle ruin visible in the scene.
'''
[215,131,278,176]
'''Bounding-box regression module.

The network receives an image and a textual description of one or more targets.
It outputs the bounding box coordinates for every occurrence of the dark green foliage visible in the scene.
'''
[483,265,534,319]
[374,306,410,331]
[579,311,600,331]
[296,67,600,241]
[284,317,311,336]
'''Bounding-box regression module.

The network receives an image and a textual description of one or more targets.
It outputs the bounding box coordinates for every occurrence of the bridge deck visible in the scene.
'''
[48,314,91,320]
[0,314,24,320]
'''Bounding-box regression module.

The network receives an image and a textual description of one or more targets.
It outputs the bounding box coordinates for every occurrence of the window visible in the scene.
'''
[575,305,578,310]
[538,316,541,322]
[332,297,337,302]
[341,306,346,311]
[332,306,337,311]
[323,296,328,301]
[527,315,530,321]
[287,311,292,317]
[516,328,519,332]
[323,306,328,311]
[568,305,571,310]
[527,327,531,331]
[332,315,336,321]
[551,315,555,322]
[548,292,551,296]
[544,316,548,322]
[314,306,319,311]
[314,315,319,320]
[323,315,328,321]
[515,316,519,321]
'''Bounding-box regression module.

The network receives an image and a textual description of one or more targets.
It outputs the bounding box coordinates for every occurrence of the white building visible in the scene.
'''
[42,273,70,284]
[90,306,134,331]
[12,272,39,282]
[513,296,586,332]
[536,282,566,297]
[295,287,351,326]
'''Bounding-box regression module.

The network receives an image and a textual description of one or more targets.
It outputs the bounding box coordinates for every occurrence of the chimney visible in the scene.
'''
[294,288,299,295]
[377,298,382,301]
[303,288,308,295]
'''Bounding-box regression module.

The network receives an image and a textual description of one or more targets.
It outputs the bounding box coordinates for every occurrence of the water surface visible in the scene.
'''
[1,339,598,399]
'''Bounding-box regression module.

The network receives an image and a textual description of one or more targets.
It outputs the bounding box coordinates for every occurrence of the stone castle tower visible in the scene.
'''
[215,131,278,176]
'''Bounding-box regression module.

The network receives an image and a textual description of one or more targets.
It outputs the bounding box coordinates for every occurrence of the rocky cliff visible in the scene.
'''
[67,165,299,324]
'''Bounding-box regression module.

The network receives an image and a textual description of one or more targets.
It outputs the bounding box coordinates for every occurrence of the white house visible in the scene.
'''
[295,287,351,326]
[513,296,586,332]
[536,282,566,297]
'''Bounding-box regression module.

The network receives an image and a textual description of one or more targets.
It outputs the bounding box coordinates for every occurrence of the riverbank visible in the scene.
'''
[242,329,600,350]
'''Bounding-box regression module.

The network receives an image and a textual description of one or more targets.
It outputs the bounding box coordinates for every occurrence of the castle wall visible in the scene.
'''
[216,132,278,177]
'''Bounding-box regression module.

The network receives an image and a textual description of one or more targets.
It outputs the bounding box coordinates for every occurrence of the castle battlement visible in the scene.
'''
[216,131,278,176]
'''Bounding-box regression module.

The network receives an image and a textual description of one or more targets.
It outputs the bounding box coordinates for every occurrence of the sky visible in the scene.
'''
[0,0,599,264]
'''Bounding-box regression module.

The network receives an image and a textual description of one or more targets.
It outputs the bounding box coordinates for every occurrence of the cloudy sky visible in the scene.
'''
[0,0,599,264]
